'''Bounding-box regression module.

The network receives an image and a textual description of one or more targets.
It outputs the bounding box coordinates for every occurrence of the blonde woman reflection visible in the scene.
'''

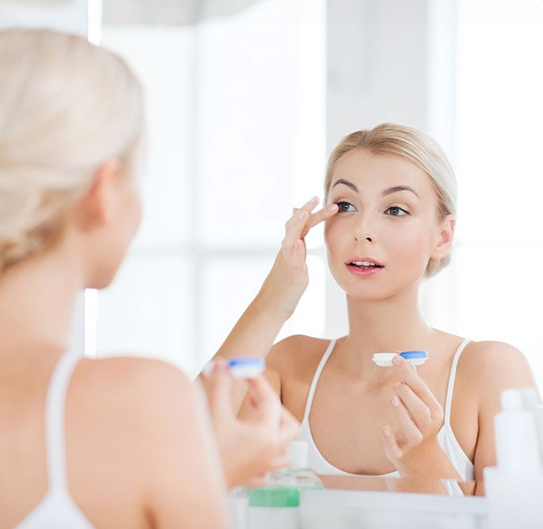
[206,123,540,494]
[0,29,298,529]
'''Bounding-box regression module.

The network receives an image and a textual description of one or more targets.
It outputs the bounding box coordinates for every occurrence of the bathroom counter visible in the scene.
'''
[299,486,486,529]
[229,476,488,529]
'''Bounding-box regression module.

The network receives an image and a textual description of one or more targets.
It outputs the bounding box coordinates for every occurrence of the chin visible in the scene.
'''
[332,269,419,303]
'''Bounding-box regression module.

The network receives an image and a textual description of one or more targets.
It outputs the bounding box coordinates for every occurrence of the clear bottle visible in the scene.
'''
[246,441,323,529]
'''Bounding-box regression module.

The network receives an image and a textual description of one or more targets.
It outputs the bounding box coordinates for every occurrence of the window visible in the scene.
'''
[90,0,326,378]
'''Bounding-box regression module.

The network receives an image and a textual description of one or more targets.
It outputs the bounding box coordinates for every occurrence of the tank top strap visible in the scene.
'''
[302,339,337,424]
[443,338,471,425]
[45,349,83,492]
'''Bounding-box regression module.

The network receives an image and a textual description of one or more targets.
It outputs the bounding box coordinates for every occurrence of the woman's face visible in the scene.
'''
[324,149,451,301]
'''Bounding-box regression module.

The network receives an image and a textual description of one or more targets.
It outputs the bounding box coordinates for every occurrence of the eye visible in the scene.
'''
[385,206,409,217]
[336,201,356,213]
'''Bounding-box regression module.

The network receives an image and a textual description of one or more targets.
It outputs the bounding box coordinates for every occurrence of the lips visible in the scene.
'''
[345,257,385,278]
[345,257,385,269]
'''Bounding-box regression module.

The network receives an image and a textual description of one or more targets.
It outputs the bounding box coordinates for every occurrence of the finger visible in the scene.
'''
[245,474,268,488]
[382,425,403,462]
[277,406,300,446]
[285,197,319,230]
[267,451,292,471]
[391,395,424,447]
[394,382,433,433]
[392,355,442,416]
[246,375,282,427]
[300,203,339,238]
[283,197,320,245]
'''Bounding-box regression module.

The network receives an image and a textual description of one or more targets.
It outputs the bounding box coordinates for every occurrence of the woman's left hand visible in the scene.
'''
[381,354,456,478]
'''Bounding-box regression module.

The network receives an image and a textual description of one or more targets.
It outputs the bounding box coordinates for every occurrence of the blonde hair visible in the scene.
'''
[324,123,457,278]
[0,28,144,272]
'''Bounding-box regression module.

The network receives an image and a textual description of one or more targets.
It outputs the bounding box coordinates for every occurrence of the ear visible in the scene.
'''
[430,215,455,260]
[76,160,122,231]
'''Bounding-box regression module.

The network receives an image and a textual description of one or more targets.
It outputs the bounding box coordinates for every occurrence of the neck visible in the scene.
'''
[340,282,435,386]
[0,247,83,356]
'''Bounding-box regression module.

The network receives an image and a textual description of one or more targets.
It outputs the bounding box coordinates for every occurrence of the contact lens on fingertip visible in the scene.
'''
[372,350,428,367]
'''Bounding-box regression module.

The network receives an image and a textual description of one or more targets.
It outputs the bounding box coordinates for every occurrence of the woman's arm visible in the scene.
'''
[135,360,230,529]
[197,197,338,412]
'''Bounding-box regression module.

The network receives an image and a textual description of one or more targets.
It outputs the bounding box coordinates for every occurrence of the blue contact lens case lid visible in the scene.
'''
[399,350,428,360]
[227,357,266,368]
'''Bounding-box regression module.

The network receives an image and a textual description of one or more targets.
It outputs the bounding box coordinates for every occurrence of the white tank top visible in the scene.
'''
[13,349,96,529]
[297,338,475,480]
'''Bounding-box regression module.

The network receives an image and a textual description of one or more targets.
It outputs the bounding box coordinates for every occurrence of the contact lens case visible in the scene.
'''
[372,350,428,367]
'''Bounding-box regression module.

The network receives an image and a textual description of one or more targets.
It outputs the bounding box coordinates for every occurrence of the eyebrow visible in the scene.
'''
[331,179,420,199]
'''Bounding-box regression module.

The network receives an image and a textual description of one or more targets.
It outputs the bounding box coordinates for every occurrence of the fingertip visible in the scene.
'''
[213,358,228,372]
[383,425,391,438]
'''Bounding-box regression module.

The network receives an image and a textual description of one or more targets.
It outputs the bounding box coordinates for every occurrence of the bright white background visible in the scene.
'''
[1,0,542,388]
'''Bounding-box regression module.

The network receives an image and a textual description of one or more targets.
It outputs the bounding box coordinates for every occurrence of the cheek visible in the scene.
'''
[324,219,345,254]
[388,222,434,266]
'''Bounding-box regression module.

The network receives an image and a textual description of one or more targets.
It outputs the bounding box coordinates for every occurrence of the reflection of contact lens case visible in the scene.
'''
[226,357,266,379]
[372,350,428,367]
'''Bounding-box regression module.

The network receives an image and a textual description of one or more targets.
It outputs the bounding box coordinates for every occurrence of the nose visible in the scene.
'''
[353,212,374,244]
[355,234,373,243]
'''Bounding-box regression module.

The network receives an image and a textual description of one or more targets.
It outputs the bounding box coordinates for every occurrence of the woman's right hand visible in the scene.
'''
[206,362,300,488]
[257,196,338,318]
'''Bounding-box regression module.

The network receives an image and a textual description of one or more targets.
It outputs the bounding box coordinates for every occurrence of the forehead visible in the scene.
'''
[330,150,433,196]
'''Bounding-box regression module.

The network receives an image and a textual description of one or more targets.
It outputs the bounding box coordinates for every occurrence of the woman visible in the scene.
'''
[0,28,298,529]
[209,123,539,494]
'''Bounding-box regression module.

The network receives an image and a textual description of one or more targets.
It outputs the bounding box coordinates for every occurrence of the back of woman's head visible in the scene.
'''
[324,123,457,278]
[0,28,144,272]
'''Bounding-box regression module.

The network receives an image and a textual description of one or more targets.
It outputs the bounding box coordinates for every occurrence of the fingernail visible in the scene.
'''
[383,426,391,437]
[391,396,400,407]
[392,355,402,366]
[393,382,401,390]
[327,203,338,211]
[310,196,319,203]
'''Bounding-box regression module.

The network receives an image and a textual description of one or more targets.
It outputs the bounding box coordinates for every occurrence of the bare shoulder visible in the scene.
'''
[267,334,334,380]
[78,355,192,404]
[458,340,538,405]
[72,356,196,463]
[74,356,226,526]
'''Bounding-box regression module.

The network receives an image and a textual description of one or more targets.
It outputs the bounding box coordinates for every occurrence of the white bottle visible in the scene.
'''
[494,388,542,473]
[484,388,543,529]
[520,387,543,463]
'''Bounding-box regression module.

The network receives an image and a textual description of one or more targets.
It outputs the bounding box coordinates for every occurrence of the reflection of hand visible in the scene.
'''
[257,196,338,319]
[382,354,457,478]
[206,362,300,488]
